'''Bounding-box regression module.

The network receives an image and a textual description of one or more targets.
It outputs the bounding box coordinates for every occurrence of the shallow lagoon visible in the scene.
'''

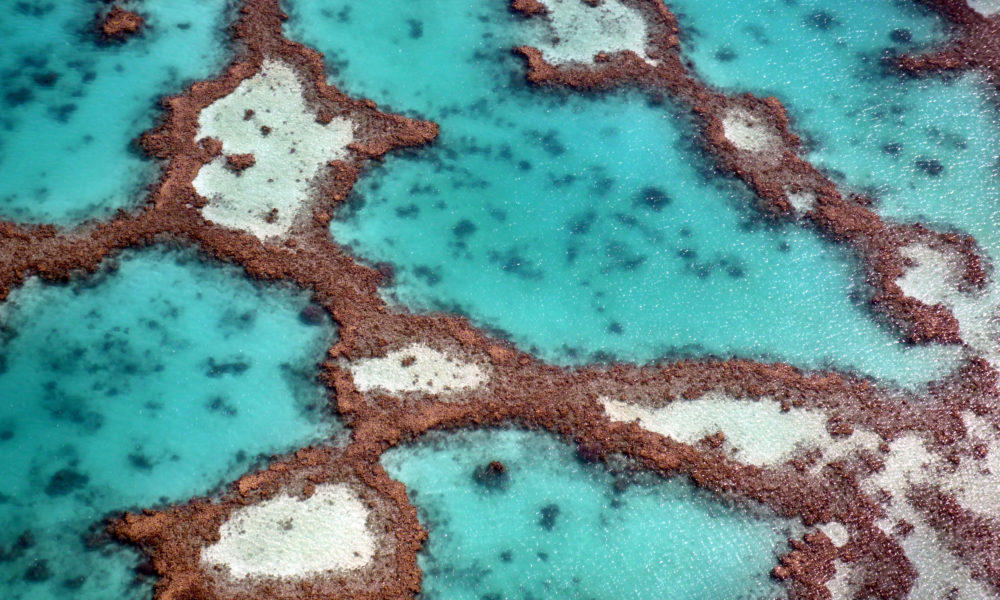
[668,0,1000,261]
[289,0,961,386]
[0,0,230,223]
[382,428,796,600]
[0,247,338,600]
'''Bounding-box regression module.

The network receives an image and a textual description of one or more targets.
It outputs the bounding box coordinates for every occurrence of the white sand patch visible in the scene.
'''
[786,190,816,214]
[968,0,1000,16]
[201,483,375,579]
[721,108,782,154]
[897,242,1000,368]
[527,0,655,65]
[862,434,995,599]
[193,59,354,240]
[827,560,856,600]
[948,412,1000,518]
[601,393,839,466]
[819,522,849,547]
[349,343,487,395]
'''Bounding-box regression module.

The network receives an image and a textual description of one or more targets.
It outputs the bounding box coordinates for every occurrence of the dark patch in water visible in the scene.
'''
[299,304,327,326]
[882,142,903,156]
[14,2,54,17]
[890,28,912,44]
[176,22,192,30]
[529,129,566,156]
[568,211,597,235]
[715,46,738,62]
[538,503,560,531]
[49,103,78,123]
[407,19,424,39]
[204,357,252,378]
[395,204,420,218]
[206,395,239,417]
[128,453,155,471]
[4,87,34,107]
[634,187,671,211]
[778,241,791,252]
[499,550,513,563]
[488,249,544,280]
[453,219,477,239]
[473,461,510,491]
[413,265,444,286]
[24,559,51,583]
[607,321,624,335]
[32,71,60,87]
[45,468,89,496]
[536,551,549,561]
[0,429,12,441]
[62,576,87,589]
[806,10,838,31]
[915,157,944,176]
[605,242,647,272]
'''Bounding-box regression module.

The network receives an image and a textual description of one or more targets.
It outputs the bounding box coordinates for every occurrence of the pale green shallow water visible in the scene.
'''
[289,0,962,387]
[0,247,339,599]
[0,0,231,223]
[382,428,797,600]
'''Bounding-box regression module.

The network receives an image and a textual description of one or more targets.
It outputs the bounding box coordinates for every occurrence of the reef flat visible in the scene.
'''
[3,0,1000,599]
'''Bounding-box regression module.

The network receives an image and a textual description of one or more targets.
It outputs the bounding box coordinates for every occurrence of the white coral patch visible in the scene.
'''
[193,59,354,240]
[350,343,487,395]
[201,484,375,579]
[721,108,782,153]
[528,0,655,65]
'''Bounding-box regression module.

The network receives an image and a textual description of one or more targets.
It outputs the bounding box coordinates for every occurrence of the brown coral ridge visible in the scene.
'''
[898,0,1000,89]
[98,6,145,41]
[512,0,988,345]
[110,446,424,600]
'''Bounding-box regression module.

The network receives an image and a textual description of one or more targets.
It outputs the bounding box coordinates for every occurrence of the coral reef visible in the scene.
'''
[98,6,144,41]
[0,0,997,598]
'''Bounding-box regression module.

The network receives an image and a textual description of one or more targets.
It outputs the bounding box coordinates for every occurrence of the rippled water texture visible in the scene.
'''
[668,0,1000,261]
[0,1,230,223]
[288,0,961,386]
[382,428,796,600]
[0,248,338,600]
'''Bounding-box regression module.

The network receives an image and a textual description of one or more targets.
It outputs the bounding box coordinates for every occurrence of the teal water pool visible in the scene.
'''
[0,1,231,223]
[0,247,339,600]
[382,428,796,600]
[667,0,1000,263]
[288,0,962,386]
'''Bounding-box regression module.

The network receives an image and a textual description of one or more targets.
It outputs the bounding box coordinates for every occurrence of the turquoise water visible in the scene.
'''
[0,247,339,599]
[0,1,230,223]
[382,428,795,599]
[289,0,961,386]
[667,0,1000,261]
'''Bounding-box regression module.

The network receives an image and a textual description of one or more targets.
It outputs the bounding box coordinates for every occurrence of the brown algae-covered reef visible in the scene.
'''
[4,0,1000,598]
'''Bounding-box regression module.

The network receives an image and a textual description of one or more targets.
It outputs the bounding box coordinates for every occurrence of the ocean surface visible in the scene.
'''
[289,0,963,386]
[382,428,795,600]
[0,0,230,223]
[0,247,339,600]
